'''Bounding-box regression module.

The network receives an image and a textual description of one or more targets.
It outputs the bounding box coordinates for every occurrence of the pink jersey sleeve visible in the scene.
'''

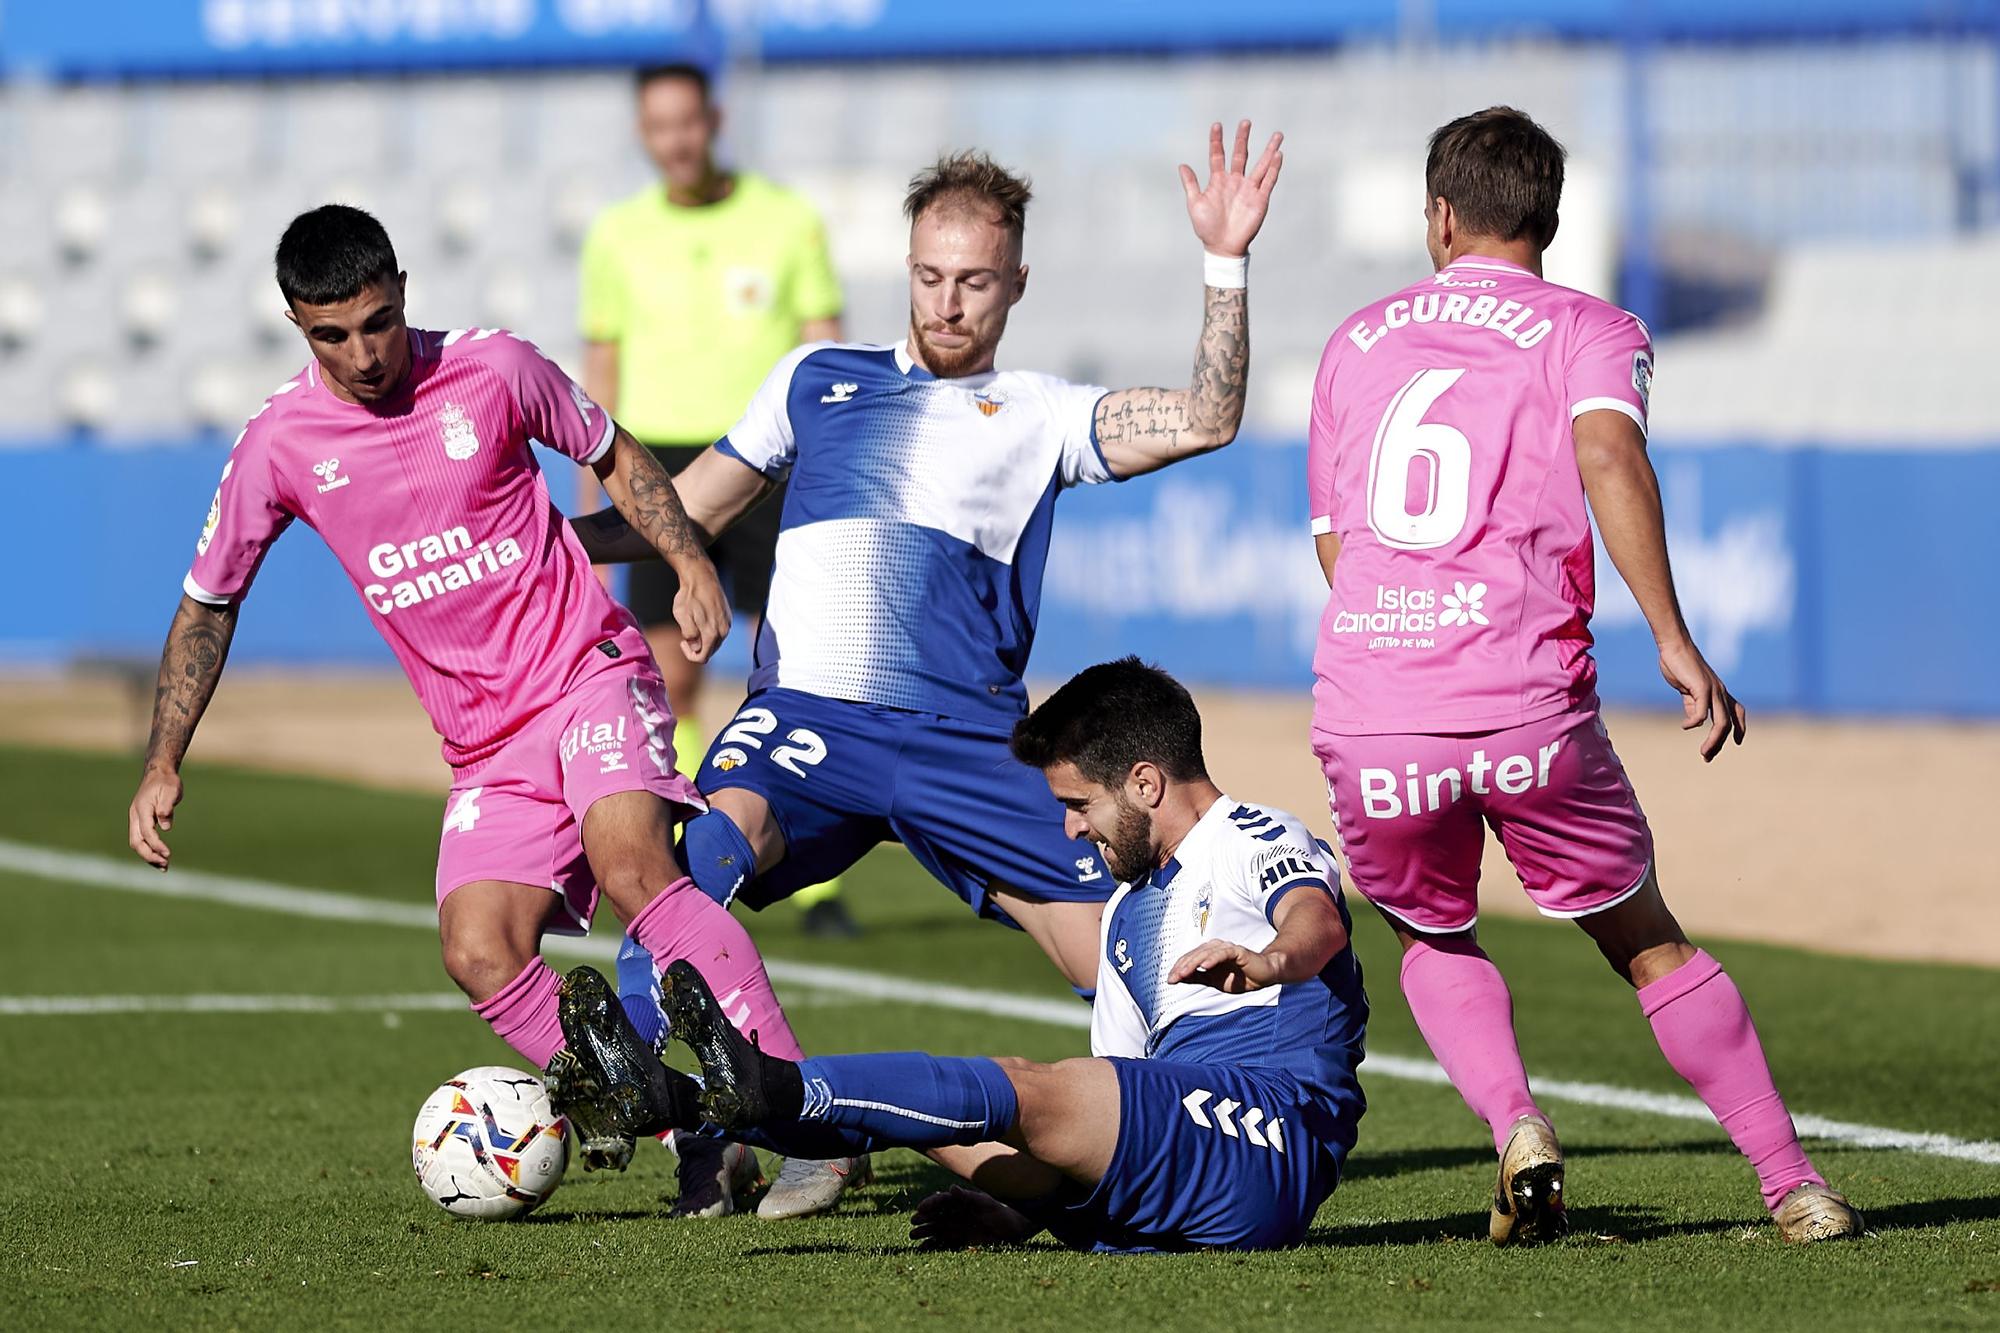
[1566,304,1653,438]
[184,430,293,605]
[479,331,617,465]
[1306,335,1343,536]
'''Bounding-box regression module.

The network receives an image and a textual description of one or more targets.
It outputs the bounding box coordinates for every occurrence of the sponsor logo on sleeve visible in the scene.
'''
[820,382,858,404]
[1632,349,1654,409]
[195,459,232,554]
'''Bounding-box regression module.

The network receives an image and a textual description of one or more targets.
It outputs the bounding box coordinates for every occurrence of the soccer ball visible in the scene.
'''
[411,1066,570,1220]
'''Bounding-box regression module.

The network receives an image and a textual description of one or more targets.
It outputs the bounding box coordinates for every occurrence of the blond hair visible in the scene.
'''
[903,150,1033,245]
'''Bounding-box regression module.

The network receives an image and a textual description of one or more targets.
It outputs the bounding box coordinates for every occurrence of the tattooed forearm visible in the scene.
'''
[143,596,238,773]
[599,429,708,568]
[1092,284,1249,467]
[1186,285,1248,441]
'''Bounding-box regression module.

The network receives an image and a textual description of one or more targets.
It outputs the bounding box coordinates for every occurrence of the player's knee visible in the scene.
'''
[1001,1058,1082,1126]
[439,932,530,1004]
[680,808,761,904]
[704,789,785,870]
[594,859,673,923]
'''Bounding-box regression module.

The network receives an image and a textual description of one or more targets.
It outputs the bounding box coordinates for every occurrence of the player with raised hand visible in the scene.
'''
[1305,107,1858,1243]
[124,205,799,1173]
[547,659,1367,1252]
[567,122,1281,1218]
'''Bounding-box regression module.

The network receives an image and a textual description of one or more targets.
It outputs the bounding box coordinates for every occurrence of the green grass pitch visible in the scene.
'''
[3,745,1997,1330]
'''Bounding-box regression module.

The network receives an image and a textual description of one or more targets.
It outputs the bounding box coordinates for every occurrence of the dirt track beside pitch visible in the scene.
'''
[12,668,1993,969]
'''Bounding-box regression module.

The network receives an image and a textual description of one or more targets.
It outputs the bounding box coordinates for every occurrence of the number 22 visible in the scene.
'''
[718,707,828,777]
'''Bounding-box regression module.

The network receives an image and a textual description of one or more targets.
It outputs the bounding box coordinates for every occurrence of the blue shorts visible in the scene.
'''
[699,688,1112,920]
[1045,1058,1353,1253]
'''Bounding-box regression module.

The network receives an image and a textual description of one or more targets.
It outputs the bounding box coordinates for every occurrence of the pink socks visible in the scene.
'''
[1640,950,1824,1211]
[1400,937,1545,1153]
[472,958,566,1068]
[628,876,804,1061]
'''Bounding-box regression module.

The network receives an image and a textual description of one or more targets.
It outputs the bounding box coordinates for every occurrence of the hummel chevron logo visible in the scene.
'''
[1181,1088,1285,1152]
[821,382,858,404]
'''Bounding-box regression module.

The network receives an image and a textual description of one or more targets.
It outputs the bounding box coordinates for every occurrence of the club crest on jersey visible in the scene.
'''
[712,747,749,772]
[971,388,1007,417]
[1632,350,1654,409]
[1193,885,1212,934]
[439,402,479,461]
[312,458,349,493]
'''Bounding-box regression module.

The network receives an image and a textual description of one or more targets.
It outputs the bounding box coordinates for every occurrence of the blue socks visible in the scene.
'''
[682,810,758,907]
[792,1052,1019,1150]
[615,935,666,1049]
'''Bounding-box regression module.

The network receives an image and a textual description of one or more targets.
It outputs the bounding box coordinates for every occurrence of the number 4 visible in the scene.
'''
[443,787,484,834]
[1367,367,1471,551]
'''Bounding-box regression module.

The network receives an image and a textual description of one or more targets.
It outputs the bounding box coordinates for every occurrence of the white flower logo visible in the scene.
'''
[1438,581,1489,628]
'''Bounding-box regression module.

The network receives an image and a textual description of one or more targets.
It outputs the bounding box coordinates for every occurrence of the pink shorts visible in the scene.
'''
[1313,706,1652,934]
[434,666,705,935]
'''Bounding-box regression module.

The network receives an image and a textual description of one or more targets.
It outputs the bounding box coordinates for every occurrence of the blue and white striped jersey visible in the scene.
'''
[716,341,1114,723]
[1092,797,1369,1128]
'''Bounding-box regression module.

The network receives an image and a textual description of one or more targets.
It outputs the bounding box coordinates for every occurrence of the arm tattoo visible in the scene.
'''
[143,599,237,772]
[1186,285,1248,440]
[1093,285,1249,457]
[606,432,705,565]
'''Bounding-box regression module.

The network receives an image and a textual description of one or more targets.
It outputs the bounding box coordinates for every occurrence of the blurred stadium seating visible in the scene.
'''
[1,2,1993,712]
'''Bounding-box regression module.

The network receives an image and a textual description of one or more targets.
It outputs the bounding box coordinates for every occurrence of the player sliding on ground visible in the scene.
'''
[1304,107,1860,1244]
[570,121,1284,1215]
[545,658,1367,1251]
[123,206,802,1182]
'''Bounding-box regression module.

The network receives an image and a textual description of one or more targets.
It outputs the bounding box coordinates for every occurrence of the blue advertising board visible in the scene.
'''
[1,437,1993,717]
[3,1,1993,80]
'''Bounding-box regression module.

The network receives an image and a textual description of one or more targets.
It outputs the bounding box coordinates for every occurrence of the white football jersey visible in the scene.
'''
[1091,796,1365,1087]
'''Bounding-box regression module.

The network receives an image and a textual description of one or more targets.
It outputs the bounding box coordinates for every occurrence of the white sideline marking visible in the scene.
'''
[0,993,465,1015]
[4,837,1996,1167]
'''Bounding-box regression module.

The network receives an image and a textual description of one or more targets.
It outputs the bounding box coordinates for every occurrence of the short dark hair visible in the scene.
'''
[1010,657,1208,789]
[1425,106,1565,250]
[275,204,399,307]
[635,62,710,101]
[904,150,1032,248]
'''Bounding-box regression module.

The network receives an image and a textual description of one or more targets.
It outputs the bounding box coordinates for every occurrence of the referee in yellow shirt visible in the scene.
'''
[579,63,854,938]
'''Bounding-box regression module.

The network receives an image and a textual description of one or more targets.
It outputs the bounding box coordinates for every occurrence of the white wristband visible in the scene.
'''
[1203,250,1248,289]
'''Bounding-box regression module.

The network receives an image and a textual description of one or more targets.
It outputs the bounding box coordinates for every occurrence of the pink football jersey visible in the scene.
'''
[1307,256,1653,735]
[185,328,650,768]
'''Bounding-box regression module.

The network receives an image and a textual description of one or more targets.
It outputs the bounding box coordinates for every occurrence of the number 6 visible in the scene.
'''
[1367,367,1470,551]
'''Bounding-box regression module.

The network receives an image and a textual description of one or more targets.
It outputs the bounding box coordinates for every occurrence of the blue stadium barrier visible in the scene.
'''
[3,438,1994,717]
[4,0,1993,78]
